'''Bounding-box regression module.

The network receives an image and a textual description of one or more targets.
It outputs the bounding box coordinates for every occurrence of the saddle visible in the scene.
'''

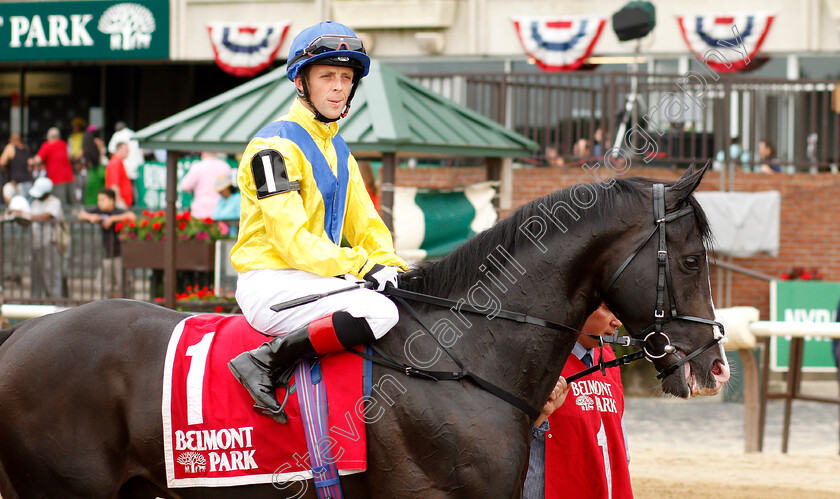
[161,314,368,488]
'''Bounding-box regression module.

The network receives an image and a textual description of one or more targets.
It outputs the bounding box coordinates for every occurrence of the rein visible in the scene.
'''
[349,286,648,420]
[343,183,724,419]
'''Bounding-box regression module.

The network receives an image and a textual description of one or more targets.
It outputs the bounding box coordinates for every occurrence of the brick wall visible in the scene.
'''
[393,164,839,319]
[395,167,485,189]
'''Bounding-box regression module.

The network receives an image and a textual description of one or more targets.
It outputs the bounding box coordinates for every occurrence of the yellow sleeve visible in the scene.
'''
[342,157,409,272]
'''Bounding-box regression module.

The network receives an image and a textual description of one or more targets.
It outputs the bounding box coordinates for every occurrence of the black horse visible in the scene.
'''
[0,165,729,498]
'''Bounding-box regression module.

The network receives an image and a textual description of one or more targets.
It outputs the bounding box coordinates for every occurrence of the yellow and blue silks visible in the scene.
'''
[230,99,407,278]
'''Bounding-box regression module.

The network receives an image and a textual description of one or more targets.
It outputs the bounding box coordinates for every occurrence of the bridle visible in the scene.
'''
[603,183,726,380]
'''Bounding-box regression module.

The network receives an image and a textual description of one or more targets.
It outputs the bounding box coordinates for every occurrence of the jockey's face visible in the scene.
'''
[577,304,622,349]
[296,64,354,120]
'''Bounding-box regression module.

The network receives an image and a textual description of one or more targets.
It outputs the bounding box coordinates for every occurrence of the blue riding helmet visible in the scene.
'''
[286,21,370,81]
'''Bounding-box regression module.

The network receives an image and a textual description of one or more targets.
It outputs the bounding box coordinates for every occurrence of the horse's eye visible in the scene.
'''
[684,256,700,270]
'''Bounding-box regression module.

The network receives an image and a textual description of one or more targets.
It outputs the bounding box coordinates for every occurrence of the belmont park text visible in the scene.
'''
[175,426,258,473]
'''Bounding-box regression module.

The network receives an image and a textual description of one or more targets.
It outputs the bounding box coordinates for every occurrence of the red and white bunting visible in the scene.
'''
[512,16,606,72]
[207,22,291,77]
[677,13,774,73]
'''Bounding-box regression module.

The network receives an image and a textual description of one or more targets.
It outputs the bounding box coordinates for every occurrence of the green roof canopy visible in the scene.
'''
[134,60,538,158]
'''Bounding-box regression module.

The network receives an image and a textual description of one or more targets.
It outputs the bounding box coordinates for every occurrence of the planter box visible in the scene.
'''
[122,241,216,271]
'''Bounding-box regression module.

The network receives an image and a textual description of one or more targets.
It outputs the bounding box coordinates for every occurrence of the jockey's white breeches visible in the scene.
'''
[235,268,399,338]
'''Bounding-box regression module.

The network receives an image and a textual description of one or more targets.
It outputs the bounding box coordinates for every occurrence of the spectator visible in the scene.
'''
[3,182,20,205]
[544,144,565,168]
[108,121,145,181]
[30,127,75,208]
[212,174,241,237]
[2,194,30,222]
[82,125,107,205]
[0,133,33,196]
[105,142,133,208]
[68,117,86,161]
[28,177,64,299]
[573,138,593,159]
[3,194,30,286]
[79,188,136,298]
[593,127,606,158]
[179,152,232,219]
[69,117,88,208]
[524,304,631,498]
[758,138,781,173]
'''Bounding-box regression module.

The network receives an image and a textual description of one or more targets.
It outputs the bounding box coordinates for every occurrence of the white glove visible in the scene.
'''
[363,264,400,291]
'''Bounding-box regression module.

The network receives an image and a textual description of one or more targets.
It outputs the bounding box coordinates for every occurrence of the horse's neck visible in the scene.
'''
[422,225,612,418]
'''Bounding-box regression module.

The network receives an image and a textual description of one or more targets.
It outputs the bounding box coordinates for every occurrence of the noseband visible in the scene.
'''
[603,183,725,380]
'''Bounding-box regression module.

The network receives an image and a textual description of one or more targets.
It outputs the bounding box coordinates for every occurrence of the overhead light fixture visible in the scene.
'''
[612,1,656,42]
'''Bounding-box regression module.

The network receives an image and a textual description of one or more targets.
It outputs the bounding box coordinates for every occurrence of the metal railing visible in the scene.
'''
[0,218,239,311]
[408,71,840,173]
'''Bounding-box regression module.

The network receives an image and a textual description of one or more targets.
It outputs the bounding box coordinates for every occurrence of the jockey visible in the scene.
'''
[228,21,408,422]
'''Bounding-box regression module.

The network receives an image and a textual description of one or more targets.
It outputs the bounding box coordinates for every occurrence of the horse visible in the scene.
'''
[0,164,729,498]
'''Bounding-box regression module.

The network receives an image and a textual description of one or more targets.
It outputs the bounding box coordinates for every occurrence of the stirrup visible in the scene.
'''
[252,377,292,424]
[254,403,289,424]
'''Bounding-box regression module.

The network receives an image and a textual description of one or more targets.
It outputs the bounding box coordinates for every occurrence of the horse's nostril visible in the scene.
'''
[711,362,723,377]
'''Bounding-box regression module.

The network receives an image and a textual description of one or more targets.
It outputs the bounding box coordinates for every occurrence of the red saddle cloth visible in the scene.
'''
[162,314,367,488]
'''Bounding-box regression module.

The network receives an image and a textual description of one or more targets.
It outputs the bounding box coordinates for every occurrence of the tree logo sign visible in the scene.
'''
[98,3,156,51]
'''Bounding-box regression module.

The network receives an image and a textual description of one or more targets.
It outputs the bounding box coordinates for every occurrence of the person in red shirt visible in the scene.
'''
[105,142,133,208]
[30,127,75,207]
[524,304,633,499]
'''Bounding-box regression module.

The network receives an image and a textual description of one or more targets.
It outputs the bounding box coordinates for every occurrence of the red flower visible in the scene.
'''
[114,221,125,232]
[215,305,223,313]
[142,210,152,217]
[152,222,162,231]
[202,217,214,225]
[780,273,790,280]
[140,219,149,228]
[178,221,187,231]
[128,221,136,228]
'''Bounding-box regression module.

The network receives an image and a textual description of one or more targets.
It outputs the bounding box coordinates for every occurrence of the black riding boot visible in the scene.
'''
[229,311,375,423]
[228,325,314,422]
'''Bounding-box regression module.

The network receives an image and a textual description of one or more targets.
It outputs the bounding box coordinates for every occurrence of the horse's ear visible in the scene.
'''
[665,159,709,210]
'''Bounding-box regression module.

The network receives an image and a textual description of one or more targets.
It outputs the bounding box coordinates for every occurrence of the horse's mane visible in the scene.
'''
[401,176,712,297]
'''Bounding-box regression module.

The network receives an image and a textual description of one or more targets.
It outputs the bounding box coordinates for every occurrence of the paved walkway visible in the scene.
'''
[624,392,840,455]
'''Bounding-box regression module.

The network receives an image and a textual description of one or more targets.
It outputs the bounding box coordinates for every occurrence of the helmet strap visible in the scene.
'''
[298,70,361,123]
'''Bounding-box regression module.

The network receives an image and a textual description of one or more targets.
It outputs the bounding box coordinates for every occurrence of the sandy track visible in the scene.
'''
[631,450,840,498]
[625,396,840,498]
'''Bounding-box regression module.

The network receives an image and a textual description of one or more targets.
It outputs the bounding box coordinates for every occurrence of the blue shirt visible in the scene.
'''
[213,191,241,221]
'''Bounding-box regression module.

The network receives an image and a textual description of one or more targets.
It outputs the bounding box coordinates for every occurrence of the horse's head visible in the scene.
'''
[602,163,730,398]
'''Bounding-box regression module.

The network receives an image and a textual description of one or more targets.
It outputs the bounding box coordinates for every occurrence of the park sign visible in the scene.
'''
[770,280,838,372]
[137,157,238,210]
[0,1,169,62]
